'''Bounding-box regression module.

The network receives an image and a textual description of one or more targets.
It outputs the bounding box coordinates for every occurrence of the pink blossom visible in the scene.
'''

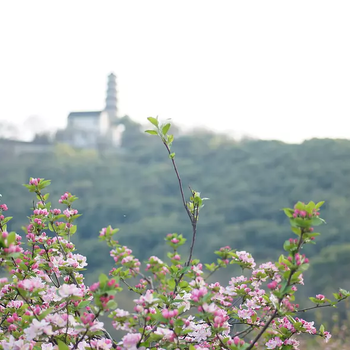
[267,281,278,290]
[324,331,332,342]
[29,178,41,186]
[237,308,255,320]
[266,337,283,349]
[18,277,45,292]
[90,282,100,292]
[191,287,208,302]
[122,333,142,349]
[234,251,256,268]
[90,338,113,349]
[23,319,53,340]
[154,327,176,341]
[7,300,24,309]
[316,294,325,300]
[58,284,84,298]
[0,335,31,350]
[0,204,8,211]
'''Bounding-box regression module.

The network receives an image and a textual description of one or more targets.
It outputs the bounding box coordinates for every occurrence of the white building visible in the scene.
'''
[62,73,125,149]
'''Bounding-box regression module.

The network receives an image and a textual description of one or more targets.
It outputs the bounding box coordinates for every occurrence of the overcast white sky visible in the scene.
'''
[0,1,349,143]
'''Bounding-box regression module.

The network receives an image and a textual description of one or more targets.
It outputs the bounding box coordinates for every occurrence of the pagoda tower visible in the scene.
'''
[105,73,117,121]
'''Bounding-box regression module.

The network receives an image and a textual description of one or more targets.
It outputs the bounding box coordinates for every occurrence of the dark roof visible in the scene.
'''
[0,139,29,145]
[68,111,102,118]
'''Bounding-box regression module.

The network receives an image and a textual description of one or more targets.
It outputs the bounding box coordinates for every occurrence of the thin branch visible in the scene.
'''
[233,325,255,339]
[204,265,220,281]
[297,297,348,313]
[73,309,101,349]
[246,229,305,350]
[162,141,193,221]
[130,268,154,290]
[121,278,142,295]
[162,139,202,296]
[16,288,40,321]
[137,317,148,347]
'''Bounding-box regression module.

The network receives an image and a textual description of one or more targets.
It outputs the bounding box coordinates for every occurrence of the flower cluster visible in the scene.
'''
[0,120,349,349]
[0,179,348,349]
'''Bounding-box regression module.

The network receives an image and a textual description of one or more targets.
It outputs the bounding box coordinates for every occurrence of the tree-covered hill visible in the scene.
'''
[2,126,350,317]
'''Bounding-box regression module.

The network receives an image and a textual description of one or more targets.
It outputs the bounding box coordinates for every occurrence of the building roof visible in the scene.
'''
[68,111,102,119]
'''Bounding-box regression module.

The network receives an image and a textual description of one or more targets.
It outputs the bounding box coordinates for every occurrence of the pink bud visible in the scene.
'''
[234,336,240,345]
[89,282,100,292]
[316,294,325,300]
[267,281,278,290]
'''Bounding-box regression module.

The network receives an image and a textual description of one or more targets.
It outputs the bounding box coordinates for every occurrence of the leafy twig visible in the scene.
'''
[246,229,306,349]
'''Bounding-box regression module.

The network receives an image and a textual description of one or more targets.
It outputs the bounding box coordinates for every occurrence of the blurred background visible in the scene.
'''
[1,1,350,348]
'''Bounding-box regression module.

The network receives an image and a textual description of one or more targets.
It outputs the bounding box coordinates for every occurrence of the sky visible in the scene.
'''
[0,0,350,143]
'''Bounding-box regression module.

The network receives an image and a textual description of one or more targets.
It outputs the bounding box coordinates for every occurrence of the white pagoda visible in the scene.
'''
[64,73,125,149]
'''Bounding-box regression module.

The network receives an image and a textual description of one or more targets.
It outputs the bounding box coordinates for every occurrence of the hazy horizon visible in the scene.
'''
[1,1,350,143]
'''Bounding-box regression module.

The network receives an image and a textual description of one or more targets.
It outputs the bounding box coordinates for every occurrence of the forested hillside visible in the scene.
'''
[2,122,350,328]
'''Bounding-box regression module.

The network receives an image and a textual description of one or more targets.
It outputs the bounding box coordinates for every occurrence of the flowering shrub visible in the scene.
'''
[0,117,349,349]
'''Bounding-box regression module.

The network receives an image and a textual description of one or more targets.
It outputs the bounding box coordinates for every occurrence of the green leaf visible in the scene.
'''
[70,225,77,235]
[309,297,319,303]
[57,339,70,350]
[167,134,174,144]
[283,208,294,218]
[283,240,291,252]
[147,117,159,127]
[78,300,91,309]
[333,292,341,300]
[299,263,310,272]
[19,262,28,271]
[291,226,300,234]
[38,307,54,320]
[99,273,109,288]
[305,201,315,213]
[7,231,16,245]
[162,123,171,135]
[169,152,175,159]
[179,281,188,288]
[168,279,176,290]
[179,266,191,274]
[319,324,325,333]
[152,312,167,323]
[291,218,312,228]
[145,130,158,135]
[106,300,118,310]
[315,201,325,209]
[23,184,35,192]
[1,217,13,225]
[311,217,326,226]
[339,288,350,296]
[294,202,305,211]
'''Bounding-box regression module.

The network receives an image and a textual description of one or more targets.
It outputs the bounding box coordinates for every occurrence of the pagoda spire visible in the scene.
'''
[105,73,117,119]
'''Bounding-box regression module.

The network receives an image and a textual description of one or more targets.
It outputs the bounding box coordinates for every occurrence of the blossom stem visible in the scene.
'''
[247,229,306,349]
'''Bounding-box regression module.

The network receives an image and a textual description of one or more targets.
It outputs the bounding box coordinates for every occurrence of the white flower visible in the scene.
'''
[23,319,53,341]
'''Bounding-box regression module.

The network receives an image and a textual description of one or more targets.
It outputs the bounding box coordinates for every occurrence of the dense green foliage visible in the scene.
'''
[2,121,350,322]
